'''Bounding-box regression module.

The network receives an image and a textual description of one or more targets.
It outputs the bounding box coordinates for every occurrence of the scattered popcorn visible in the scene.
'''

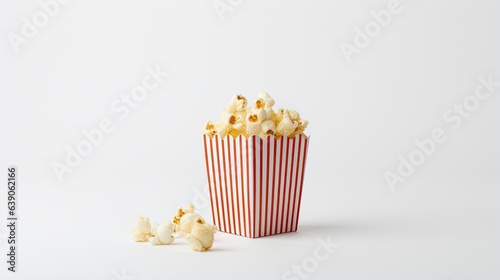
[205,92,308,139]
[175,206,217,251]
[133,204,217,251]
[172,204,195,227]
[184,216,217,252]
[132,216,153,242]
[178,212,202,237]
[149,222,175,245]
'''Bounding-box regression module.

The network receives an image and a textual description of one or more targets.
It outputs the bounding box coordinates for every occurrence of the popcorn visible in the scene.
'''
[132,216,153,242]
[175,204,206,238]
[205,93,308,139]
[254,92,275,109]
[184,216,217,252]
[272,108,284,125]
[217,110,246,138]
[261,119,277,136]
[246,106,274,138]
[276,113,298,137]
[176,204,217,251]
[172,204,195,226]
[227,94,248,113]
[133,203,217,251]
[287,109,300,122]
[290,119,309,138]
[178,212,202,237]
[246,112,263,137]
[149,222,175,245]
[204,122,217,138]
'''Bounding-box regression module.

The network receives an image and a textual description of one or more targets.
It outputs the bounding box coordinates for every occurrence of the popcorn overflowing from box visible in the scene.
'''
[205,92,308,139]
[204,92,310,238]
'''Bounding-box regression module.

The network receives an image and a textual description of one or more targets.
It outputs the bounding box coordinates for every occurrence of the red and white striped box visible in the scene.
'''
[203,134,309,238]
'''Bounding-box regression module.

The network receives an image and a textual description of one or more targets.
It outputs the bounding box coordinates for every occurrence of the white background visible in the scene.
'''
[1,0,499,279]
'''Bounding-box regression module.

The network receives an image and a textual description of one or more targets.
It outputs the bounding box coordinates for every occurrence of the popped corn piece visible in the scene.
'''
[277,114,298,137]
[149,222,175,245]
[249,107,272,121]
[287,109,300,121]
[247,108,278,138]
[178,212,202,237]
[172,204,195,226]
[227,94,248,113]
[132,216,153,242]
[184,216,217,252]
[253,107,266,120]
[290,119,309,138]
[261,119,277,136]
[254,92,275,109]
[216,125,230,138]
[246,113,262,136]
[264,108,275,120]
[273,108,285,125]
[217,110,246,138]
[204,122,217,138]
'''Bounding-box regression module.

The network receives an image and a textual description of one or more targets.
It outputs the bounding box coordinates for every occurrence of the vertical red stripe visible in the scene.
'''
[258,138,264,237]
[233,138,242,236]
[203,135,217,228]
[221,137,231,233]
[210,137,222,231]
[252,136,257,238]
[270,137,278,235]
[240,136,247,237]
[275,136,284,234]
[289,136,302,232]
[294,137,309,231]
[227,137,237,235]
[214,138,227,232]
[284,137,296,232]
[264,138,271,236]
[279,137,290,234]
[246,137,252,238]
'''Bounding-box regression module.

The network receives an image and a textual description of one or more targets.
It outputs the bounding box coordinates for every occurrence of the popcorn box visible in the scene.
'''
[203,134,309,238]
